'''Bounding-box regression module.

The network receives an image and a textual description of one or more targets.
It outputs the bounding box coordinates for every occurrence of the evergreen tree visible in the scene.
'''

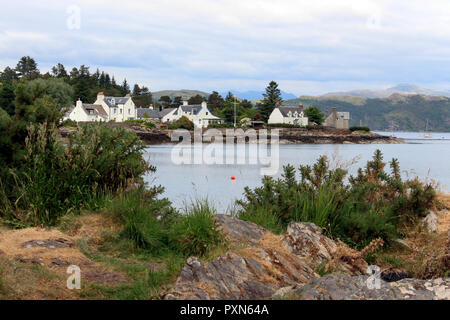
[122,79,130,95]
[258,81,282,121]
[51,63,68,79]
[0,67,19,84]
[207,91,225,110]
[304,106,325,124]
[15,56,40,79]
[188,94,205,105]
[0,83,16,116]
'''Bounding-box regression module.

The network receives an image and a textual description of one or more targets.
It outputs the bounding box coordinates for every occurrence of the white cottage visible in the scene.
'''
[93,92,137,122]
[156,100,223,128]
[268,103,308,126]
[64,92,137,123]
[63,99,108,122]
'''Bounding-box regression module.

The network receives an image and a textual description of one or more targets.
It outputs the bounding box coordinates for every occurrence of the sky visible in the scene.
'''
[1,0,450,96]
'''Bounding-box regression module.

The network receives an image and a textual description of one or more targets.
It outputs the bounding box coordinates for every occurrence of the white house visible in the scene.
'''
[64,92,137,123]
[154,100,223,128]
[93,92,137,122]
[63,99,108,122]
[178,101,223,128]
[268,103,308,126]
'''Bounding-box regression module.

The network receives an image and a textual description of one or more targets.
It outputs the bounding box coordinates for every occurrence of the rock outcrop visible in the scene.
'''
[166,215,367,300]
[280,273,449,300]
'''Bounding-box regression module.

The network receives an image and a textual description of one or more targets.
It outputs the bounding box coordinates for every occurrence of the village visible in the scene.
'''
[63,91,351,130]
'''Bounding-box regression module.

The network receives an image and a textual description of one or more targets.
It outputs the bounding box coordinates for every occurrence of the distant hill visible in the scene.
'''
[152,90,210,101]
[322,84,450,99]
[221,90,297,101]
[284,94,450,132]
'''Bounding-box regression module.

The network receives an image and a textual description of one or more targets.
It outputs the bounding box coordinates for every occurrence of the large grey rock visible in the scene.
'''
[215,214,266,246]
[167,218,367,300]
[290,273,449,300]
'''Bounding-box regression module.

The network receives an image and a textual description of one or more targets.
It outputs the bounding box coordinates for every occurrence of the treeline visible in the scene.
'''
[0,56,153,116]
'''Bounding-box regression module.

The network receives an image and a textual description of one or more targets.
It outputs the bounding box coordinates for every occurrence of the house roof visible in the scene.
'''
[103,96,131,108]
[159,108,177,117]
[83,104,108,118]
[180,105,202,115]
[136,108,161,119]
[278,107,304,117]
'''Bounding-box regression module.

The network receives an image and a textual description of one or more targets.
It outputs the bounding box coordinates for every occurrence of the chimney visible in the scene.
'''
[126,93,131,97]
[333,105,337,118]
[76,98,82,108]
[149,104,153,110]
[275,101,280,108]
[298,103,303,113]
[97,91,105,101]
[325,107,329,117]
[182,100,188,106]
[201,100,207,107]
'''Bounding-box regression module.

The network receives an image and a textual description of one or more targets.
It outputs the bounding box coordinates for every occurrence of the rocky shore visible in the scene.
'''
[165,215,448,300]
[60,124,403,145]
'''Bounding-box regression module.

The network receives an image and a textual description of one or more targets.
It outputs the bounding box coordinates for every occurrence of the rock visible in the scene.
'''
[290,273,449,300]
[168,218,367,300]
[283,222,337,265]
[51,258,70,267]
[423,210,439,233]
[215,214,266,246]
[21,238,73,249]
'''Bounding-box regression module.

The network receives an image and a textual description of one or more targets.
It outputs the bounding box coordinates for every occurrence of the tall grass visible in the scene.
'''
[107,189,224,258]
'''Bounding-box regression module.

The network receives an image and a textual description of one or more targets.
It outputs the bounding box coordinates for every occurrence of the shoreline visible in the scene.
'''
[60,124,405,145]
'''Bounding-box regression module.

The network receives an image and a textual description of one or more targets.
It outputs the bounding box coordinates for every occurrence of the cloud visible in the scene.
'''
[1,0,450,95]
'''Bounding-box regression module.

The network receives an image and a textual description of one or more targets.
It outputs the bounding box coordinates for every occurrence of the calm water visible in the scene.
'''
[144,132,450,212]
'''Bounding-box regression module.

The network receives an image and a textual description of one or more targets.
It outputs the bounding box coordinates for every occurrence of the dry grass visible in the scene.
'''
[0,256,79,300]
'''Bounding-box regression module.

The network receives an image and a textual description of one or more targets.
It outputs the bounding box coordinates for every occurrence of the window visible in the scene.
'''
[113,108,117,114]
[128,109,131,115]
[206,112,209,115]
[120,109,122,114]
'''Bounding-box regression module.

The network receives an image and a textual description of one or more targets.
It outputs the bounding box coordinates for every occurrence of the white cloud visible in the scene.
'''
[1,0,450,95]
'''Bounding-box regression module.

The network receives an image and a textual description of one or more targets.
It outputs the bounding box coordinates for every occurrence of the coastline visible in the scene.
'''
[59,124,405,145]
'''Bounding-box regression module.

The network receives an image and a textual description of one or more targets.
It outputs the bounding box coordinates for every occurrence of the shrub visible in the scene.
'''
[350,126,370,132]
[60,119,77,127]
[237,150,436,249]
[169,200,224,256]
[1,123,151,226]
[109,189,224,257]
[168,116,194,130]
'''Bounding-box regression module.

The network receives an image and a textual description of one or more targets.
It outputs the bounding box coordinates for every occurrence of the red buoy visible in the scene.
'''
[231,175,236,180]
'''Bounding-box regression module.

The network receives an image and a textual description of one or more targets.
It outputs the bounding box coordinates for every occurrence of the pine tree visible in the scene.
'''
[258,81,282,121]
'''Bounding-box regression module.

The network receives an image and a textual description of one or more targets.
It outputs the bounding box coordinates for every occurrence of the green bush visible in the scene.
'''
[168,116,194,130]
[109,189,224,257]
[1,123,150,226]
[237,150,436,249]
[60,119,77,127]
[125,119,156,129]
[350,126,370,132]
